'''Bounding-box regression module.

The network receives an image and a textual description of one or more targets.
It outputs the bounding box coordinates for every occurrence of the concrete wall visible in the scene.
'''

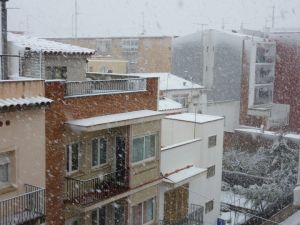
[161,118,224,225]
[0,108,46,199]
[207,100,240,132]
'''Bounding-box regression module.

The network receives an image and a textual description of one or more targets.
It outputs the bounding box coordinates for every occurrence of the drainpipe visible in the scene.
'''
[1,0,9,80]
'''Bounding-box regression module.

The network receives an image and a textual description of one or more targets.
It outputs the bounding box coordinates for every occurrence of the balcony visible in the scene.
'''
[0,184,45,225]
[65,169,129,206]
[65,78,146,97]
[160,204,204,225]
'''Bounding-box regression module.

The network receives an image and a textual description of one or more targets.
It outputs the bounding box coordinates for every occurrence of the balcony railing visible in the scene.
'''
[65,78,147,97]
[160,204,204,225]
[65,169,129,206]
[0,184,45,225]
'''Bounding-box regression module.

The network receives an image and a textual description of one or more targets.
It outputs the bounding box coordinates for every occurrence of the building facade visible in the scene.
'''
[50,36,173,73]
[161,113,224,225]
[44,76,164,225]
[0,79,52,224]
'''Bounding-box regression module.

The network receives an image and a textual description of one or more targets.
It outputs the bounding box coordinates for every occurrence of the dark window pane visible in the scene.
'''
[100,139,107,164]
[92,139,98,167]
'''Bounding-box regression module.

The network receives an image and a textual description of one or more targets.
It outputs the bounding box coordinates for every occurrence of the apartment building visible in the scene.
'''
[161,113,224,225]
[50,36,173,73]
[0,79,52,224]
[7,33,94,81]
[44,76,164,225]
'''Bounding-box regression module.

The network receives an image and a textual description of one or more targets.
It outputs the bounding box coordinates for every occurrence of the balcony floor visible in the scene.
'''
[0,209,44,225]
[65,183,130,207]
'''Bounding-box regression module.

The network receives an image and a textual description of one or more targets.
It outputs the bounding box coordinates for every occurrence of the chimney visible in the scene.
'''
[1,0,8,80]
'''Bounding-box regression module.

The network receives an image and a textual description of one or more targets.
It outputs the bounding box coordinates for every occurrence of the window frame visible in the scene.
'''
[91,137,107,168]
[131,134,156,164]
[205,200,214,214]
[0,154,10,188]
[207,165,216,178]
[132,197,155,225]
[208,135,217,148]
[66,142,80,174]
[91,207,106,225]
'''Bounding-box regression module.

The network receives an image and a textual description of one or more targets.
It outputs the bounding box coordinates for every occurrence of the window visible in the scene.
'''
[92,207,106,225]
[92,138,107,167]
[132,134,156,163]
[173,96,188,108]
[121,39,139,52]
[0,155,10,187]
[132,198,155,225]
[66,143,79,173]
[46,66,67,79]
[208,135,217,148]
[205,200,214,213]
[207,165,215,178]
[254,85,273,105]
[96,39,112,55]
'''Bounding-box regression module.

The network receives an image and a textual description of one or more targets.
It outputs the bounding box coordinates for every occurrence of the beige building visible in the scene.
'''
[0,79,52,224]
[88,58,128,74]
[49,36,173,73]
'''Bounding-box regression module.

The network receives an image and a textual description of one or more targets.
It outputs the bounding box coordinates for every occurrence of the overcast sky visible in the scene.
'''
[7,0,300,38]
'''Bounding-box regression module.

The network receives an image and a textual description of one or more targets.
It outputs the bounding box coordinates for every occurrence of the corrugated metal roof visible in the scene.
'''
[0,96,53,109]
[8,33,95,55]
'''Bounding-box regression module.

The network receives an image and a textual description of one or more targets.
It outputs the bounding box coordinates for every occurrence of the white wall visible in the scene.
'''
[161,117,224,225]
[207,100,240,132]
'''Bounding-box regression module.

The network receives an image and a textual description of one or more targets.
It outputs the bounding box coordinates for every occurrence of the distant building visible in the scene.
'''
[7,33,94,80]
[161,113,224,225]
[50,36,173,73]
[132,73,207,114]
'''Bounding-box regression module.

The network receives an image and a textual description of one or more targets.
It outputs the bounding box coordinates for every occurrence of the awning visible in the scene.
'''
[0,96,53,109]
[66,110,165,132]
[163,166,207,188]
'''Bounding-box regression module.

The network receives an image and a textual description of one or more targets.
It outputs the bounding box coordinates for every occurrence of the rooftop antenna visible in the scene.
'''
[194,23,208,32]
[271,5,275,29]
[74,0,78,37]
[1,0,9,80]
[141,12,146,35]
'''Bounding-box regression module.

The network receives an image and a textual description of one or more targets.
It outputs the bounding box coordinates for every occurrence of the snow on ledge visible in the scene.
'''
[161,139,201,152]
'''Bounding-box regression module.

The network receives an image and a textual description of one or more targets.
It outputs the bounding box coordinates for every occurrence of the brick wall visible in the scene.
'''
[273,39,300,132]
[45,78,158,225]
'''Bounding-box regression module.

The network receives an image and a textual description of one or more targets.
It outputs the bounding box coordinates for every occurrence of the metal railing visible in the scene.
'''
[0,184,45,225]
[65,78,147,96]
[160,204,204,225]
[65,169,128,206]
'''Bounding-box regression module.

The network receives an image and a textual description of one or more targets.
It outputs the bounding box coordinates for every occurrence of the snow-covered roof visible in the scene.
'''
[159,98,183,111]
[8,33,95,55]
[235,127,300,143]
[0,96,53,109]
[163,166,206,187]
[165,113,224,124]
[66,110,164,132]
[280,210,300,225]
[130,73,204,90]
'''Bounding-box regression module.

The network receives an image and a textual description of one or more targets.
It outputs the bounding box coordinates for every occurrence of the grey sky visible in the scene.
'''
[7,0,300,38]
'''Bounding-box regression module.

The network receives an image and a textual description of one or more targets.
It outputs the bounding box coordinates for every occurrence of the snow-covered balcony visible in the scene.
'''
[0,184,45,225]
[65,170,129,206]
[64,78,147,97]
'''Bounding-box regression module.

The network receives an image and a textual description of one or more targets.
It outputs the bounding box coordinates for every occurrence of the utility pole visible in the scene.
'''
[1,0,8,80]
[271,5,275,29]
[141,12,146,35]
[74,0,78,37]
